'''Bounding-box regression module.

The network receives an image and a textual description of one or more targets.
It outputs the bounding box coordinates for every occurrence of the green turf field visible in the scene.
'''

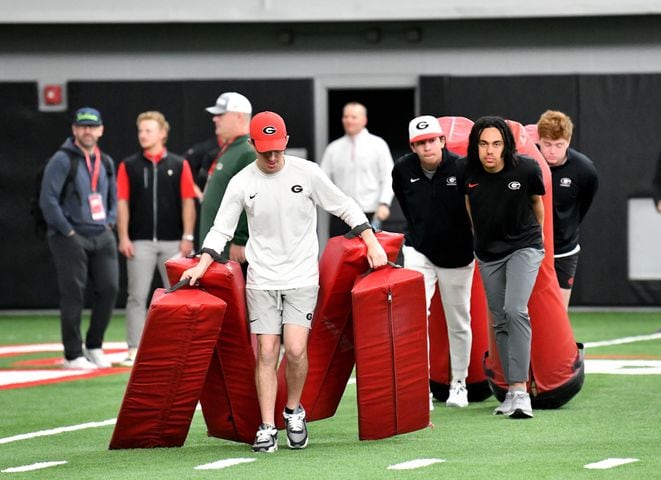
[1,311,660,479]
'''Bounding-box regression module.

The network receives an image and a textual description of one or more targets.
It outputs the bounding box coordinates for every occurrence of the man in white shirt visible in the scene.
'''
[321,102,394,236]
[181,111,387,453]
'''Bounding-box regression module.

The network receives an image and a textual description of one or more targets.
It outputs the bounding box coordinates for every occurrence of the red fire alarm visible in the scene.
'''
[43,85,63,105]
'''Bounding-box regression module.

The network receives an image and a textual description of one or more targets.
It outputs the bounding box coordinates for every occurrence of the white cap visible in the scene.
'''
[409,115,444,143]
[206,92,252,115]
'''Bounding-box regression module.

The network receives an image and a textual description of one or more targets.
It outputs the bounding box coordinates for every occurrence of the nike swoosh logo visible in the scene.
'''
[410,178,421,183]
[468,183,479,188]
[249,193,258,199]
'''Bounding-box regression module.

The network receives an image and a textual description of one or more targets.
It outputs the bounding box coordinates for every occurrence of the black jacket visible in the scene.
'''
[392,149,474,268]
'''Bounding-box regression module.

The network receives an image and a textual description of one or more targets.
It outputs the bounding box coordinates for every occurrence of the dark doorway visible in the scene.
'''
[326,88,415,233]
[327,88,415,161]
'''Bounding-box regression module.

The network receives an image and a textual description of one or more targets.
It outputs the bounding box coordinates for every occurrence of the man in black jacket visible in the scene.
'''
[392,115,475,409]
[39,107,118,370]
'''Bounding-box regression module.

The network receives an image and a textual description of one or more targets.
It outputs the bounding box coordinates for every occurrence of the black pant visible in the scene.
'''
[48,228,119,360]
[329,212,374,238]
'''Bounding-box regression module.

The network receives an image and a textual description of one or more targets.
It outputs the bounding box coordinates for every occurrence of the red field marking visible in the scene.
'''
[0,342,129,390]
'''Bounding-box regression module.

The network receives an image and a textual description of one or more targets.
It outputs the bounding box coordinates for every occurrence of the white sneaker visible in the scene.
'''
[494,392,514,415]
[83,347,111,368]
[118,347,137,367]
[63,356,98,370]
[506,391,534,419]
[446,383,469,408]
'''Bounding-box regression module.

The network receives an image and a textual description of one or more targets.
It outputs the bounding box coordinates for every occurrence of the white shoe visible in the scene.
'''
[83,347,111,368]
[494,392,514,415]
[446,383,469,408]
[118,347,137,367]
[505,391,534,419]
[63,356,98,370]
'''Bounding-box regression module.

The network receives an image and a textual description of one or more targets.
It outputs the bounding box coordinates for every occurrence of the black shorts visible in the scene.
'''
[554,253,580,289]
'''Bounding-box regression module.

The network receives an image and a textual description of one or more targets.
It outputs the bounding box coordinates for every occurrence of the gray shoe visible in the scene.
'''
[252,424,278,453]
[283,405,308,449]
[506,391,534,419]
[493,392,514,415]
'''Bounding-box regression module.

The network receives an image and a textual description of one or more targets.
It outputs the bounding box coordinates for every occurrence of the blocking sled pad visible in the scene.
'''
[351,266,430,440]
[109,286,225,449]
[274,231,404,428]
[165,258,261,444]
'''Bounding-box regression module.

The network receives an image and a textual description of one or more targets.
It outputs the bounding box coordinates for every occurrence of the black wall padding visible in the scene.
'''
[577,74,661,304]
[0,82,71,308]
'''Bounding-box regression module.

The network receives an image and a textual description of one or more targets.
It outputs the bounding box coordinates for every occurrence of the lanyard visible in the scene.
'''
[208,139,233,176]
[83,146,102,193]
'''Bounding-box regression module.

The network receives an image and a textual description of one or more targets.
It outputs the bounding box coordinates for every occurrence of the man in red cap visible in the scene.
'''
[182,111,387,453]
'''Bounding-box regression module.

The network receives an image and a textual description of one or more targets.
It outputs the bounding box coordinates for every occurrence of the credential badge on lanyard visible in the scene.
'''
[84,146,107,221]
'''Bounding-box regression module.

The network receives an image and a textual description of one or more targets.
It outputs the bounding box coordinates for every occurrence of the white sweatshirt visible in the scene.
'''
[202,155,368,289]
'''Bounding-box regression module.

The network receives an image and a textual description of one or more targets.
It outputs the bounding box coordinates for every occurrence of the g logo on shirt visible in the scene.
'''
[560,177,572,188]
[263,126,277,135]
[508,181,521,190]
[446,176,457,186]
[291,185,303,193]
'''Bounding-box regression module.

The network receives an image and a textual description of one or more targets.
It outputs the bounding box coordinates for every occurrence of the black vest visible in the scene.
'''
[122,152,185,241]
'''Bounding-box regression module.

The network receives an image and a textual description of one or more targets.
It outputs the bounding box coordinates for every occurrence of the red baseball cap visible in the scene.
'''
[250,111,288,153]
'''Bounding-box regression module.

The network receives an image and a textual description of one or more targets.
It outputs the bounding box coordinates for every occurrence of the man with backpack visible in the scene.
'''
[39,107,119,370]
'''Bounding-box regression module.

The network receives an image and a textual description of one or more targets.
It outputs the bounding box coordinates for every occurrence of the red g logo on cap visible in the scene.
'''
[263,126,277,135]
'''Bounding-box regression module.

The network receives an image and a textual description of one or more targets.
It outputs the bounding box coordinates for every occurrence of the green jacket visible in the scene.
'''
[199,135,255,257]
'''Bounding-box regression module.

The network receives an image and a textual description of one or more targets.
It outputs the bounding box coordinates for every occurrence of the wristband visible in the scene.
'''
[182,234,194,242]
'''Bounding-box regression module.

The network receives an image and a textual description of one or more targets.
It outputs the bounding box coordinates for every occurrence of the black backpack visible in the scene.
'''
[30,149,114,238]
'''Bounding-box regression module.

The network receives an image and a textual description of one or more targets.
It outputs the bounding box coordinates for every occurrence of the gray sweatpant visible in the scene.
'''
[125,239,180,348]
[477,247,544,385]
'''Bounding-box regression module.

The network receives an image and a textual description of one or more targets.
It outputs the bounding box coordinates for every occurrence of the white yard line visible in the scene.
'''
[584,458,639,469]
[194,458,256,470]
[387,459,446,470]
[0,419,116,445]
[584,332,661,348]
[585,359,661,375]
[2,461,67,473]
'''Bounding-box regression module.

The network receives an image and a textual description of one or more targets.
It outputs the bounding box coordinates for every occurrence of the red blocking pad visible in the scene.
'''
[109,287,225,449]
[165,258,261,444]
[351,266,429,441]
[274,231,404,428]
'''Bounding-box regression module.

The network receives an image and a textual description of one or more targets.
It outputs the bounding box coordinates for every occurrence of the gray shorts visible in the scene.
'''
[246,285,319,335]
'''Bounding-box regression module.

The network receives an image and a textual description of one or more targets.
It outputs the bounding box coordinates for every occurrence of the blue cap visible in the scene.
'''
[73,107,103,126]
